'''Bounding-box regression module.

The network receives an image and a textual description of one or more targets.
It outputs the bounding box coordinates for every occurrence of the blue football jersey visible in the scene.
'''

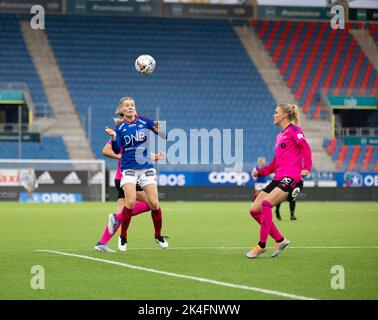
[111,115,158,170]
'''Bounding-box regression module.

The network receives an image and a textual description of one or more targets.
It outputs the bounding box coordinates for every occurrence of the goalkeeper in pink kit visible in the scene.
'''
[247,103,312,259]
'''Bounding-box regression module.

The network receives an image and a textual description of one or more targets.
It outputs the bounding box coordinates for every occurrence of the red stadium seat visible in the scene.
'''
[347,161,356,171]
[340,145,348,154]
[336,160,344,170]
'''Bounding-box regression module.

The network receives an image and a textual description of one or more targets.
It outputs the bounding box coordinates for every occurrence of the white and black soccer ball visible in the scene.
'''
[135,54,156,75]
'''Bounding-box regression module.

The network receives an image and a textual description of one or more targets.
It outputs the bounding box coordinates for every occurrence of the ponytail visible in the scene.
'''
[278,103,300,125]
[113,117,123,125]
[114,107,123,126]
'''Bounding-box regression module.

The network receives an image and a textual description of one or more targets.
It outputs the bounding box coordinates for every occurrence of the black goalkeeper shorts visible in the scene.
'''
[262,177,303,202]
[115,179,143,200]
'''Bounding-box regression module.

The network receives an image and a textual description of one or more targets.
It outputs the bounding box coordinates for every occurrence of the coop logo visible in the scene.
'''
[343,172,362,187]
[63,172,82,185]
[37,171,55,185]
[208,172,250,186]
[158,174,186,186]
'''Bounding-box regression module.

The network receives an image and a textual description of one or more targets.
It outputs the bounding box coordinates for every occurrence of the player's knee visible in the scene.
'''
[124,200,136,209]
[249,209,260,218]
[250,203,260,213]
[149,201,160,211]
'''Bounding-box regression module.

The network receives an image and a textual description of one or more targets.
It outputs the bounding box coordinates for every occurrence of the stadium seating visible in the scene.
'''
[43,15,278,170]
[0,136,69,159]
[0,14,52,116]
[1,13,375,172]
[254,20,378,172]
[0,14,68,160]
[323,138,377,171]
[252,20,378,120]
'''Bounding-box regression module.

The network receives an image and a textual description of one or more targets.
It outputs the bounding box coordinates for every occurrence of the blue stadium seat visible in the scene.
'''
[0,14,53,116]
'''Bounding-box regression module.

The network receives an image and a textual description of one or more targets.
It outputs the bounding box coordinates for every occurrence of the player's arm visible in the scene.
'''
[150,152,166,162]
[289,127,312,177]
[299,140,312,177]
[105,127,121,154]
[252,167,258,181]
[253,158,275,177]
[102,142,121,160]
[149,120,167,139]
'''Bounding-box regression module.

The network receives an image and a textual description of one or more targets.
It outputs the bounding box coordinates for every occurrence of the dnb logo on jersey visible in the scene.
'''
[124,130,147,146]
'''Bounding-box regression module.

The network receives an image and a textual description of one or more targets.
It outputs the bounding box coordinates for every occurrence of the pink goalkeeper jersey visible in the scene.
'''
[272,124,311,181]
[107,140,123,180]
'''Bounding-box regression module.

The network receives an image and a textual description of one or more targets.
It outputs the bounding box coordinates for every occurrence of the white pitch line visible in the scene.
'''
[36,249,317,301]
[125,246,378,250]
[285,246,378,249]
[36,246,378,251]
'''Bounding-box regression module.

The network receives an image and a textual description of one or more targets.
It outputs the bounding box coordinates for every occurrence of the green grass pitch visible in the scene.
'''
[0,201,377,300]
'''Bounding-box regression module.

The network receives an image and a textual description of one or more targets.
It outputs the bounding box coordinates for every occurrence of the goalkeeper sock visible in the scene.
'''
[133,201,150,216]
[250,209,283,242]
[260,199,274,244]
[99,225,117,245]
[275,203,281,215]
[115,201,150,221]
[290,201,296,216]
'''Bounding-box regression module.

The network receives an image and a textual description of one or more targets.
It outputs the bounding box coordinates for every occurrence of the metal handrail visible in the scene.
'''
[0,123,29,133]
[335,127,378,138]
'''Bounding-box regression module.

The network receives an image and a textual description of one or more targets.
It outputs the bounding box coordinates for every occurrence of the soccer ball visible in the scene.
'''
[135,54,156,75]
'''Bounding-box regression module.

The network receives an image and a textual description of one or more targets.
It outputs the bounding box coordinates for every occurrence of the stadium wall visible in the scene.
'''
[1,1,377,22]
[1,169,377,202]
[0,186,376,202]
[108,187,377,202]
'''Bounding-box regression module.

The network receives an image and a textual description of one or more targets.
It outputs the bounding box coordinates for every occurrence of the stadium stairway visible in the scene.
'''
[367,23,378,45]
[19,21,94,160]
[234,24,336,171]
[349,28,378,71]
